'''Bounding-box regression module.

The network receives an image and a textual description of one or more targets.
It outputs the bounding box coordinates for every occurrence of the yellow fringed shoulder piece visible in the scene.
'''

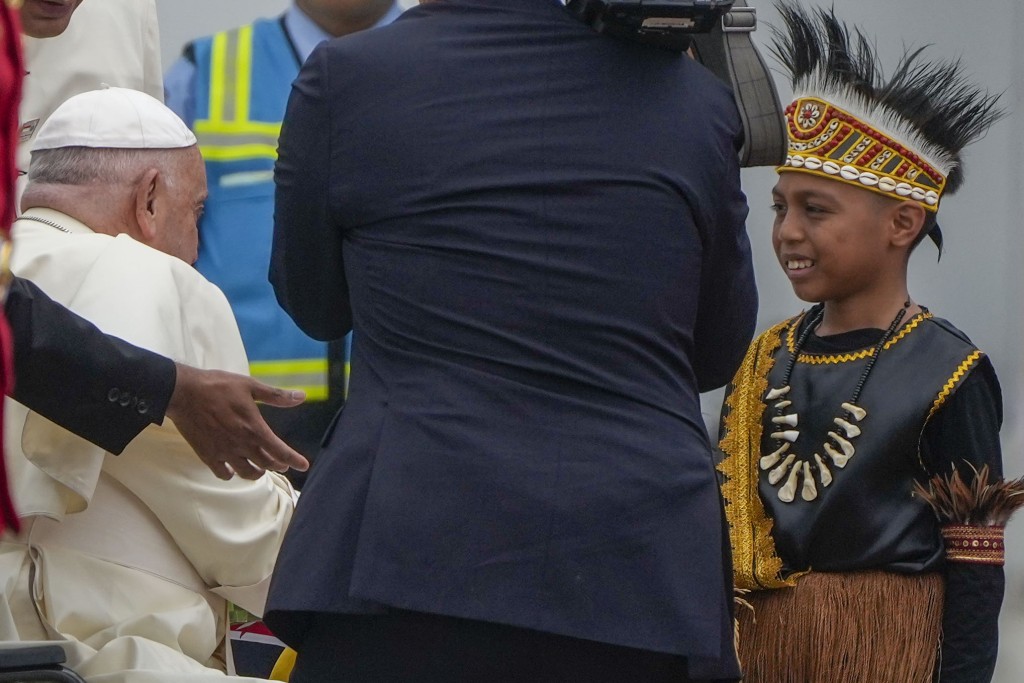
[717,318,799,590]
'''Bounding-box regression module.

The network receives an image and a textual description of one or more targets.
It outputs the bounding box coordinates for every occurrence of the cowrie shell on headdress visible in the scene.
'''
[840,165,860,181]
[858,172,879,187]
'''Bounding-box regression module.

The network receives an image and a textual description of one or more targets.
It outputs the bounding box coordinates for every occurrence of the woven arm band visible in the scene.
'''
[941,525,1005,566]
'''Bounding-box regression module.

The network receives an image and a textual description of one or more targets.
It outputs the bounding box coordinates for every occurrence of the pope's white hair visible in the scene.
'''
[27,146,194,188]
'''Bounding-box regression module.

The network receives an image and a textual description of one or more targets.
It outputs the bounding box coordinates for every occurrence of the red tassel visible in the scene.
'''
[0,4,24,534]
[0,308,17,533]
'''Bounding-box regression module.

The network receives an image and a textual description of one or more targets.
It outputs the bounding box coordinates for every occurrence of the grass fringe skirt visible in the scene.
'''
[736,571,943,683]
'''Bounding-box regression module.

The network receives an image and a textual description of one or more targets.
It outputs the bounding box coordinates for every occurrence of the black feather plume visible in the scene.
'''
[770,3,1004,194]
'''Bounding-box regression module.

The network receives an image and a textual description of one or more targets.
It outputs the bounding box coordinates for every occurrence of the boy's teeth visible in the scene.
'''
[787,259,813,270]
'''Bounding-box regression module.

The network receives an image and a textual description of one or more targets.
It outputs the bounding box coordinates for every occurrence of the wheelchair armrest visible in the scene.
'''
[0,644,68,669]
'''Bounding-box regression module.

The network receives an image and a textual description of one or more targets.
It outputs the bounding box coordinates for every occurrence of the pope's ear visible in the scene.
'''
[133,167,161,240]
[890,200,928,248]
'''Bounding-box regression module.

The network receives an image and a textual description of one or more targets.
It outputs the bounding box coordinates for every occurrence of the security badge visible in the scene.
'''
[19,118,39,144]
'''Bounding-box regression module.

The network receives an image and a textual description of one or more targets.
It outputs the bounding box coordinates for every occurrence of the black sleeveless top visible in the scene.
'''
[759,311,1002,575]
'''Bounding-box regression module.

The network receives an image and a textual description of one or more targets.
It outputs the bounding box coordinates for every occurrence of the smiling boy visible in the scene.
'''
[772,174,928,331]
[716,6,1014,682]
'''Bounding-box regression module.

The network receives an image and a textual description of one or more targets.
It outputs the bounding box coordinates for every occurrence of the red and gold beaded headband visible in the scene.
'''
[779,97,946,212]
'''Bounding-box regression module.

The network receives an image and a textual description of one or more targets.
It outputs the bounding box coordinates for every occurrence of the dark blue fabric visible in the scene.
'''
[266,0,755,676]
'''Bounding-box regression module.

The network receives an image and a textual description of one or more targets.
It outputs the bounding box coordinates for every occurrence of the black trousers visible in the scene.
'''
[290,609,706,683]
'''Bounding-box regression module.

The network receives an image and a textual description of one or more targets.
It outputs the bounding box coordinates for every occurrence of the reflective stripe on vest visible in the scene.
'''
[195,25,281,162]
[249,358,332,402]
[193,20,333,402]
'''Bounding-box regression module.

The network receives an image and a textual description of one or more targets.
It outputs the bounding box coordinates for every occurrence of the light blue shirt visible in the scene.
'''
[163,2,404,127]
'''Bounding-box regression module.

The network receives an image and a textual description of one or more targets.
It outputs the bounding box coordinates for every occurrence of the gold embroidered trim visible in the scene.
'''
[718,320,797,590]
[882,311,932,348]
[941,525,1005,566]
[786,311,933,364]
[926,349,983,421]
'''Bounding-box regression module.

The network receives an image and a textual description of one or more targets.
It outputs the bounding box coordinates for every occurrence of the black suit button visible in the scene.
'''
[108,388,120,402]
[136,400,149,415]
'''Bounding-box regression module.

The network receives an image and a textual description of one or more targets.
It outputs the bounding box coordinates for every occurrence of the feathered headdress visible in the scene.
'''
[769,4,1003,246]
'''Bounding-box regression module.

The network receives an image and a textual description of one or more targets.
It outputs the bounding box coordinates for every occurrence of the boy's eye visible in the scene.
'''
[805,204,827,214]
[769,202,786,215]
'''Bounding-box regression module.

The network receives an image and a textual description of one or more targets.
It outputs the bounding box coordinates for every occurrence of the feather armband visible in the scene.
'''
[914,465,1024,566]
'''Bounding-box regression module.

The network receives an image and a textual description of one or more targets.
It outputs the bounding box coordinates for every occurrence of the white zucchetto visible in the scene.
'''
[32,86,197,152]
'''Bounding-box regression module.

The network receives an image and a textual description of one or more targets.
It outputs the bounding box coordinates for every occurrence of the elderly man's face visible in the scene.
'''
[154,147,207,265]
[19,0,86,39]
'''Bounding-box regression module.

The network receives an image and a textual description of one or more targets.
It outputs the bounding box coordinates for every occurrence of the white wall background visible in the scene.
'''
[154,1,1023,678]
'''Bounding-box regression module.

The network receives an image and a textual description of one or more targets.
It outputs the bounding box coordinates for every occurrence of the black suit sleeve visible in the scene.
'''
[5,276,175,454]
[691,101,757,392]
[271,43,351,341]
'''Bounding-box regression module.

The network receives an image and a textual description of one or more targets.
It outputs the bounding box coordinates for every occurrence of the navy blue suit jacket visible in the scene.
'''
[267,0,755,675]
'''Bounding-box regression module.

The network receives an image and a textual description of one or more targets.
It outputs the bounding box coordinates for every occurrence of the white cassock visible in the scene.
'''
[0,208,295,682]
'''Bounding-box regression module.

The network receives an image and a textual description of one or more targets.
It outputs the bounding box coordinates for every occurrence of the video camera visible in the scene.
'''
[565,0,786,167]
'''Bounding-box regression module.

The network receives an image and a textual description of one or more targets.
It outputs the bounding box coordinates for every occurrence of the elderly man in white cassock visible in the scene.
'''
[0,87,296,682]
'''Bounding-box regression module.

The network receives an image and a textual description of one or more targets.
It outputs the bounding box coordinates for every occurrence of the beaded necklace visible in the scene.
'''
[760,300,911,503]
[17,214,72,233]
